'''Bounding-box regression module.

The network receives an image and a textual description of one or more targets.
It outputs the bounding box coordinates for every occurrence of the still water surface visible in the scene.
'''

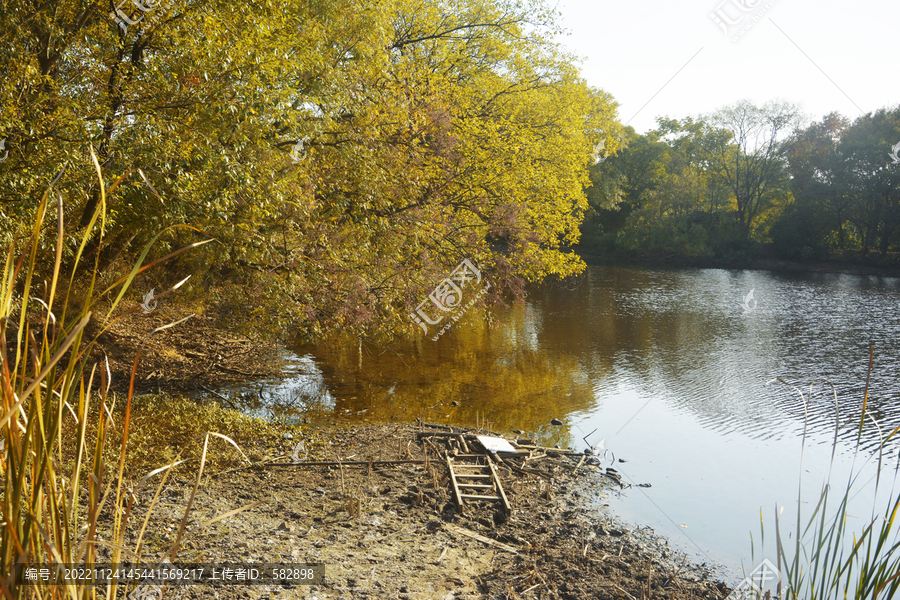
[218,265,900,582]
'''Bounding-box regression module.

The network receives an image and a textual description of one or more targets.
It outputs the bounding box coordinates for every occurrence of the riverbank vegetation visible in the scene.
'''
[755,369,900,600]
[0,0,615,594]
[582,102,900,268]
[0,183,711,599]
[0,0,620,343]
[4,0,899,342]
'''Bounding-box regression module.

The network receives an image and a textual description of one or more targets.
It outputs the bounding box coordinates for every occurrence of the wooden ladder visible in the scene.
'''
[446,454,511,515]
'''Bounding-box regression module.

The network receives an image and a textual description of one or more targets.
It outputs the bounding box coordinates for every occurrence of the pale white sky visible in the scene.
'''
[553,0,899,134]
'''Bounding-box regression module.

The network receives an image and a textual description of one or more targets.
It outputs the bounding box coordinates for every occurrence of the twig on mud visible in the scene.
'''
[262,459,427,468]
[572,454,585,473]
[614,584,638,600]
[417,421,461,432]
[444,523,519,554]
[496,456,552,480]
[216,460,278,476]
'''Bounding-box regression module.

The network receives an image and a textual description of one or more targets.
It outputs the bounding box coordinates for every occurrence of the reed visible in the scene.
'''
[0,152,224,599]
[748,351,900,600]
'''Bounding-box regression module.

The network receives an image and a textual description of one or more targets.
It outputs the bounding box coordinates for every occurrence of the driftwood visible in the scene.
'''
[263,460,426,468]
[215,364,270,377]
[199,384,237,409]
[417,421,467,433]
[571,454,586,473]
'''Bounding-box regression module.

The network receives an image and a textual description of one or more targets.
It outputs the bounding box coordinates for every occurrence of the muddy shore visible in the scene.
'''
[91,422,729,600]
[93,308,287,396]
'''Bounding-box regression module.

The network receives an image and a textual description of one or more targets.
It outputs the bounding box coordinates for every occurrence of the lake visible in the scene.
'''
[214,264,900,584]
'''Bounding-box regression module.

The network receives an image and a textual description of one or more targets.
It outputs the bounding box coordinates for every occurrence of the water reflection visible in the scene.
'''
[216,265,900,453]
[288,314,600,448]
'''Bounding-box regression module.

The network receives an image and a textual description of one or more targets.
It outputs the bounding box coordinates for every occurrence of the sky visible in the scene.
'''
[552,0,899,135]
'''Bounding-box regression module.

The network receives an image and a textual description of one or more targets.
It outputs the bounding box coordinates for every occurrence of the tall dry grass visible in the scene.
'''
[0,151,247,599]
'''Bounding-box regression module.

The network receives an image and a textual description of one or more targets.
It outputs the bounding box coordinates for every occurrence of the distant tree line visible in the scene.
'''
[582,101,900,264]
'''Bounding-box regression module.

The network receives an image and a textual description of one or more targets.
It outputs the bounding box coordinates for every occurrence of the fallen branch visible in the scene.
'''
[202,499,268,527]
[516,444,582,457]
[497,456,553,480]
[614,585,637,600]
[417,421,463,432]
[199,383,237,409]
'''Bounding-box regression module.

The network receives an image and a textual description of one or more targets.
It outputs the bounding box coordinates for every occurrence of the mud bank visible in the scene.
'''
[92,422,729,600]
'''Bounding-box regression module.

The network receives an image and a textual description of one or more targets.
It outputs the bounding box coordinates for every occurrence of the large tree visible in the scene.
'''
[703,100,801,242]
[836,107,900,256]
[0,0,620,339]
[776,108,900,257]
[780,113,852,253]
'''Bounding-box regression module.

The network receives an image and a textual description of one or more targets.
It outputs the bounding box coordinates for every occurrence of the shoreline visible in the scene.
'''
[97,420,730,600]
[576,250,900,279]
[98,250,900,399]
[82,304,748,598]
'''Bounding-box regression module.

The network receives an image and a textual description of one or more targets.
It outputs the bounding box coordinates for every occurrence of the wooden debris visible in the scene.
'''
[487,459,511,514]
[496,456,553,480]
[523,451,548,463]
[447,455,511,515]
[516,444,582,457]
[263,459,426,468]
[444,523,518,554]
[417,431,527,456]
[572,454,586,473]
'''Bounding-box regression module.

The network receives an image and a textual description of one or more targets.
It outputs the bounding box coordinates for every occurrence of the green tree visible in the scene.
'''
[782,113,852,252]
[778,107,900,258]
[836,107,900,256]
[703,100,801,242]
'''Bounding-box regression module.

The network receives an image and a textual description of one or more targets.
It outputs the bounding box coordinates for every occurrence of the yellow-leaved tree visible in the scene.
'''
[0,0,622,340]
